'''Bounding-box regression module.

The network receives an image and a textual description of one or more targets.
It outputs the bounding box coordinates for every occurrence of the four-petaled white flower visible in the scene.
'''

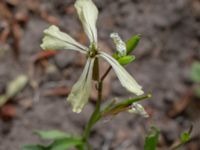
[41,0,144,113]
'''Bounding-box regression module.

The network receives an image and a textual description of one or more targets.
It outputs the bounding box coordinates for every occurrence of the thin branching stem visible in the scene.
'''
[101,66,112,81]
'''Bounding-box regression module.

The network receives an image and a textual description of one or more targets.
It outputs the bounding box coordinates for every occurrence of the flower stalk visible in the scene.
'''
[82,60,106,147]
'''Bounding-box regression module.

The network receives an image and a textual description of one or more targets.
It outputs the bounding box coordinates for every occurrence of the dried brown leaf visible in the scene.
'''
[11,21,22,59]
[31,50,59,63]
[0,1,12,19]
[168,90,193,117]
[0,104,16,120]
[43,86,70,97]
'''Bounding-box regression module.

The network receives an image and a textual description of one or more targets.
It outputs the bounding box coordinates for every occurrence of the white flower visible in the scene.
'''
[67,58,94,113]
[99,52,143,96]
[128,103,149,118]
[75,0,98,43]
[40,25,88,53]
[40,0,144,113]
[110,32,127,57]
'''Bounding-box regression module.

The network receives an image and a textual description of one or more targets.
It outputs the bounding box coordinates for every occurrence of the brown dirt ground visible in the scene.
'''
[0,0,200,150]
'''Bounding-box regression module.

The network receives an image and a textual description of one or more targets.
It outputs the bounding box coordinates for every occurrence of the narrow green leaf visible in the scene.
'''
[191,62,200,83]
[21,145,47,150]
[34,130,70,140]
[118,55,136,65]
[102,99,116,113]
[102,94,151,116]
[180,132,190,143]
[126,35,140,54]
[195,86,200,98]
[0,95,8,107]
[144,126,160,150]
[49,138,83,150]
[110,94,151,111]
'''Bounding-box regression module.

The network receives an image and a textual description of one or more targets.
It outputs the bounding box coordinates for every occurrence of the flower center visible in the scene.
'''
[87,43,98,58]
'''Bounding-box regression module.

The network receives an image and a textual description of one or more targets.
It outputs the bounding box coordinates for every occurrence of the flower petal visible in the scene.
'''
[41,25,87,53]
[110,32,127,57]
[99,52,144,96]
[75,0,98,43]
[128,103,149,118]
[67,58,95,113]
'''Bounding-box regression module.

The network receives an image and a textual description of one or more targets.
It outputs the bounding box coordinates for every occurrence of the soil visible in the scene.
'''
[0,0,200,150]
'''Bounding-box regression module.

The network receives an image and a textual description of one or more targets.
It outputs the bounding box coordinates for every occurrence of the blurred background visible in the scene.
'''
[0,0,200,149]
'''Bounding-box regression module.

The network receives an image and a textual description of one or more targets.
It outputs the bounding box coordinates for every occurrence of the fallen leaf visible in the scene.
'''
[31,50,59,63]
[0,104,16,120]
[43,86,70,97]
[0,21,10,44]
[11,20,22,59]
[0,1,12,19]
[29,51,58,91]
[40,10,60,25]
[0,75,29,107]
[5,0,21,6]
[168,90,193,117]
[6,75,28,99]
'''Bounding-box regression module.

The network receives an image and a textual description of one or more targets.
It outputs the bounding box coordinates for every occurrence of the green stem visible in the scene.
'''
[83,81,102,142]
[82,61,110,149]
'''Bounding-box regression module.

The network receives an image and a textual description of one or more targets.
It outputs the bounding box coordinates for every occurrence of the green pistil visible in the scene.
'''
[87,43,98,58]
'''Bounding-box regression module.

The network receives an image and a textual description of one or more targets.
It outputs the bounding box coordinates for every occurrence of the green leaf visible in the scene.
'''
[21,145,47,150]
[191,62,200,83]
[34,130,70,140]
[118,55,136,65]
[112,53,119,59]
[180,132,190,143]
[144,126,160,150]
[195,86,200,98]
[49,138,83,150]
[126,35,140,54]
[76,145,85,150]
